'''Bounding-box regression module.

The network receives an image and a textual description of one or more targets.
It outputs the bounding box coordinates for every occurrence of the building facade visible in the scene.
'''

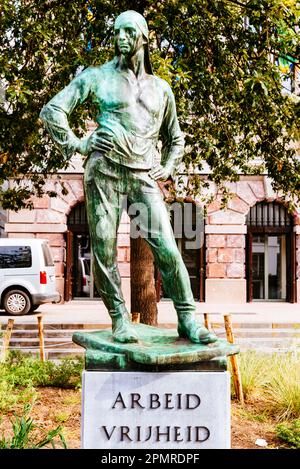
[4,38,299,307]
[4,154,300,304]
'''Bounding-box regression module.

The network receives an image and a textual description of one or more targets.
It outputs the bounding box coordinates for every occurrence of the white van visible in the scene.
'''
[0,238,60,315]
[78,256,91,296]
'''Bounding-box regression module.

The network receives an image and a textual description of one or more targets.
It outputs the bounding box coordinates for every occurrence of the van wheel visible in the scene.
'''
[3,290,31,316]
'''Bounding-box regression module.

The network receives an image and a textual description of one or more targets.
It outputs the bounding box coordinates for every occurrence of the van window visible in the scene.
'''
[42,243,54,267]
[0,246,32,268]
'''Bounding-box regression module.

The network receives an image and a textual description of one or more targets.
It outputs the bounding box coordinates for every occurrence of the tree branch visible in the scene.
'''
[223,0,252,9]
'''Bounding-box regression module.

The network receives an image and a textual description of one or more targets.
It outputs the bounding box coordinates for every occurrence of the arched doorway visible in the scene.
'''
[65,202,99,300]
[246,201,296,302]
[155,201,206,302]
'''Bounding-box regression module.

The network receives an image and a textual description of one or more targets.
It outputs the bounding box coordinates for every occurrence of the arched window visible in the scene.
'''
[68,202,88,232]
[65,202,99,300]
[246,202,296,302]
[155,201,205,302]
[247,201,292,228]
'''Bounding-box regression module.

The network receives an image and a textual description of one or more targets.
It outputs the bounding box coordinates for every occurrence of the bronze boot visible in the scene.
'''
[177,314,218,344]
[110,310,139,343]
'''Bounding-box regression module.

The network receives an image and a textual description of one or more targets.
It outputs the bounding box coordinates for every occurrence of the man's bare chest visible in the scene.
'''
[92,74,164,117]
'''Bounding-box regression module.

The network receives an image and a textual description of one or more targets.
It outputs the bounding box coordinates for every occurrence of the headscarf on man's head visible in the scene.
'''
[114,10,153,75]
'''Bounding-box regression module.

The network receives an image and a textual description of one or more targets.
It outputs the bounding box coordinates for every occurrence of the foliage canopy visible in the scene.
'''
[0,0,299,209]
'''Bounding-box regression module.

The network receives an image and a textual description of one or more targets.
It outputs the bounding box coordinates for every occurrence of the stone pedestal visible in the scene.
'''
[73,324,238,449]
[82,370,231,449]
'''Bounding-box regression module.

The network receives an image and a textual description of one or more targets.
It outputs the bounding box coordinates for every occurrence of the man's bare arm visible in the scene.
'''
[149,84,184,181]
[40,68,113,160]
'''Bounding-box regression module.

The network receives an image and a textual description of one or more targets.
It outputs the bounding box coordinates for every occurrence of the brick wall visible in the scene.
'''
[206,234,245,279]
[205,179,264,281]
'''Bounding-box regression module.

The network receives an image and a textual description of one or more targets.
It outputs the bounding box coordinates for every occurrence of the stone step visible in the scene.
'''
[2,322,300,331]
[5,329,100,338]
[238,343,298,353]
[2,338,81,349]
[46,349,84,359]
[1,321,300,330]
[235,336,300,343]
[213,329,300,338]
[0,323,103,331]
[4,328,300,340]
[1,321,299,357]
[2,328,300,342]
[212,322,300,329]
[4,333,299,342]
[237,339,300,353]
[2,335,299,350]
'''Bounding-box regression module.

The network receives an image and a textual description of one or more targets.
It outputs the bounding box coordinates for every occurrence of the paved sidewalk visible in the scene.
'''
[0,299,299,325]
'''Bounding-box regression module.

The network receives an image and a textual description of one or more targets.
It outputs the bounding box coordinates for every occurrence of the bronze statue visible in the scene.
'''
[40,10,217,345]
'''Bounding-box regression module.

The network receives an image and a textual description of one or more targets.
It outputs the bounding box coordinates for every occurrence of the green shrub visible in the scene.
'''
[265,353,300,421]
[0,353,83,414]
[276,419,300,449]
[1,352,84,389]
[0,380,18,412]
[234,351,300,420]
[0,379,37,412]
[48,356,84,388]
[54,412,70,423]
[0,404,67,449]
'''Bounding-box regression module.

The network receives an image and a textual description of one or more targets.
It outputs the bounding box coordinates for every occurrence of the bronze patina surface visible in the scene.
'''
[41,10,218,346]
[73,324,239,371]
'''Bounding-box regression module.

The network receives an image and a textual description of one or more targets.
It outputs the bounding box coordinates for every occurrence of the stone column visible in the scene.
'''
[206,231,246,303]
[204,179,266,304]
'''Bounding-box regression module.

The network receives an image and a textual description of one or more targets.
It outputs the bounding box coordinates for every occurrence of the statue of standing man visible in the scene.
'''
[40,10,217,345]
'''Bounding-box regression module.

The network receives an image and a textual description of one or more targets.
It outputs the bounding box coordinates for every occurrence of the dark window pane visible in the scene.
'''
[68,202,88,226]
[252,235,265,299]
[160,203,201,300]
[251,235,287,300]
[246,202,292,228]
[0,246,32,268]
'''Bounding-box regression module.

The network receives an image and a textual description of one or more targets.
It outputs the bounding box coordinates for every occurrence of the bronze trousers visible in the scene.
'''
[84,153,196,319]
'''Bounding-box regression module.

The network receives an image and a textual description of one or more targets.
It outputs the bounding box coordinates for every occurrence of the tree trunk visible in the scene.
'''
[130,237,158,326]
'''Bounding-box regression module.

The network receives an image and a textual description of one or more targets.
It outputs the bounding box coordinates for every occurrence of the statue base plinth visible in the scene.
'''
[81,370,231,449]
[75,325,236,448]
[73,324,239,371]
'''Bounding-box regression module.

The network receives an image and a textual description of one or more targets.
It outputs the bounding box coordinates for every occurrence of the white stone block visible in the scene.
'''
[82,371,231,449]
[205,225,247,234]
[5,223,67,233]
[205,279,247,303]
